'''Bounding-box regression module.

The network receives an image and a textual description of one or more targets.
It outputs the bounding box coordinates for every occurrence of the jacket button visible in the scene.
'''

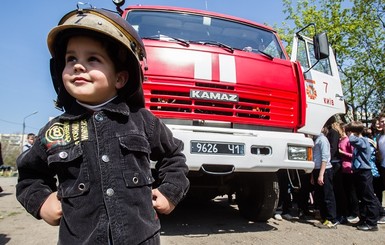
[101,155,110,162]
[94,113,104,122]
[132,176,139,184]
[78,183,85,191]
[59,151,68,159]
[106,188,114,196]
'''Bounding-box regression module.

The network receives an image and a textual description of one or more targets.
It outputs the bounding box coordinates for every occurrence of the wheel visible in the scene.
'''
[236,173,279,222]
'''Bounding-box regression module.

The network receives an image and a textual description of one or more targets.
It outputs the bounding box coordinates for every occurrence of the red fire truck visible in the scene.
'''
[112,0,345,221]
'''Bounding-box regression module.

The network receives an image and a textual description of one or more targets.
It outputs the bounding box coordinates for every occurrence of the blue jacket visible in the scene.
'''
[313,133,332,170]
[16,98,190,244]
[349,134,372,170]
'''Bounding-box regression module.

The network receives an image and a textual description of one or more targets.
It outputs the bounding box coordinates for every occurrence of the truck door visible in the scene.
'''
[291,35,345,135]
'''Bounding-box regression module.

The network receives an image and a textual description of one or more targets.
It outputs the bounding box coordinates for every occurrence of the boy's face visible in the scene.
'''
[62,36,128,105]
[27,135,35,145]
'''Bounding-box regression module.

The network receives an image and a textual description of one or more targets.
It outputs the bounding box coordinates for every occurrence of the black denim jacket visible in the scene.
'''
[16,99,189,244]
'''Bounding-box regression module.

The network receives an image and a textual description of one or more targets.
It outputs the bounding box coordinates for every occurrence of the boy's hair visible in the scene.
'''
[27,133,35,139]
[346,121,364,134]
[362,127,373,139]
[321,125,329,135]
[331,121,344,137]
[379,113,385,121]
[55,29,130,74]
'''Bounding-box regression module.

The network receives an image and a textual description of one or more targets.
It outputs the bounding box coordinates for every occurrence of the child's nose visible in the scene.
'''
[73,63,86,72]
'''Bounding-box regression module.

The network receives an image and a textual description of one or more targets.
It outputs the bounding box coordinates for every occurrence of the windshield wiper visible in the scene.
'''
[241,47,274,60]
[191,40,234,53]
[142,34,190,47]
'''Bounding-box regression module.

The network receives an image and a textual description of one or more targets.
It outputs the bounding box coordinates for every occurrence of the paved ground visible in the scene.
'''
[2,176,385,245]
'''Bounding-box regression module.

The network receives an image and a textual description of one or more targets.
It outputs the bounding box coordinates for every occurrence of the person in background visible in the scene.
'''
[22,133,35,152]
[296,134,315,220]
[364,125,385,225]
[326,118,341,172]
[377,113,385,212]
[296,170,314,220]
[339,123,359,224]
[371,117,382,142]
[274,169,294,221]
[0,142,3,193]
[327,120,347,224]
[0,142,3,167]
[312,126,338,229]
[347,121,380,231]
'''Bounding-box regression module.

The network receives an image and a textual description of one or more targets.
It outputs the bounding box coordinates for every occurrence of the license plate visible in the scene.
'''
[190,141,245,155]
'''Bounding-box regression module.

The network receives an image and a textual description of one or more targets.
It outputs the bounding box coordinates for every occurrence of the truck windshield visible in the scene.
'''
[126,10,285,59]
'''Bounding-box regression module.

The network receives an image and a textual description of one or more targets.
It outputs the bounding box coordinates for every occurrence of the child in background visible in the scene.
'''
[362,127,385,224]
[22,133,35,152]
[347,121,380,231]
[339,123,359,223]
[312,126,338,229]
[16,8,189,244]
[376,113,385,222]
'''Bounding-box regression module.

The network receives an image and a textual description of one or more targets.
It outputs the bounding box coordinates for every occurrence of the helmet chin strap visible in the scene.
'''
[76,96,118,112]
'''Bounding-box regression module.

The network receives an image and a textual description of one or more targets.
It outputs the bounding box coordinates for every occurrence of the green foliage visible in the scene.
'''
[1,140,20,169]
[279,0,385,121]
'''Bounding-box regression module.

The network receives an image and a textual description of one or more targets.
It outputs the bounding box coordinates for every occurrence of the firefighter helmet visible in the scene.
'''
[47,7,146,110]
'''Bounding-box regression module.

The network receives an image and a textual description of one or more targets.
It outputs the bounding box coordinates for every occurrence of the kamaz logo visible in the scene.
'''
[190,90,239,102]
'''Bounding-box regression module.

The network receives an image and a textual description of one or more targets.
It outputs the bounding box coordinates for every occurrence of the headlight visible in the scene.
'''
[288,146,312,161]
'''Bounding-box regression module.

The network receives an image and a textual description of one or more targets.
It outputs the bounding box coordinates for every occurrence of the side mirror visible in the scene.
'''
[112,0,125,15]
[112,0,125,7]
[313,32,329,60]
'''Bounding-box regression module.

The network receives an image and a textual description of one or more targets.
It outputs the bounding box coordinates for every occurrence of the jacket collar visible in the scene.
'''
[59,97,130,120]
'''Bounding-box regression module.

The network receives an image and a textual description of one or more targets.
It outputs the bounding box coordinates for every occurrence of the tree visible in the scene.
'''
[278,0,385,123]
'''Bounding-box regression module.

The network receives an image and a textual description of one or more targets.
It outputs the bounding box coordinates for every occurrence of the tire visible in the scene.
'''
[236,173,279,222]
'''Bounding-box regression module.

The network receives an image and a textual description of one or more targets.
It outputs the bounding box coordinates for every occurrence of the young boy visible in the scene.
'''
[347,121,380,231]
[22,133,35,152]
[16,8,189,244]
[312,126,338,229]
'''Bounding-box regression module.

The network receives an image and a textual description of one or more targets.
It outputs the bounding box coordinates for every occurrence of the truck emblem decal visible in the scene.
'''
[305,79,317,100]
[190,90,239,102]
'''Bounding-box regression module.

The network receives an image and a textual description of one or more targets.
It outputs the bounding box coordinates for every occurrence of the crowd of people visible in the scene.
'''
[275,113,385,232]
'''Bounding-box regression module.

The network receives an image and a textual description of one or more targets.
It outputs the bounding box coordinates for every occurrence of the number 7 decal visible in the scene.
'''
[323,81,328,93]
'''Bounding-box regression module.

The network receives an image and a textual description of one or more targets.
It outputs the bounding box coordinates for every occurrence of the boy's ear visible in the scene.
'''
[115,71,129,89]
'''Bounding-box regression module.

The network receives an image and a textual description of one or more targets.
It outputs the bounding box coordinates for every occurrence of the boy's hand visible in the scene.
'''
[317,175,324,186]
[152,188,175,214]
[39,191,62,226]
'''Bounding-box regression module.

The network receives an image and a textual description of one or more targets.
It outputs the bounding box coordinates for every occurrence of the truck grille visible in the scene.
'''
[144,81,296,127]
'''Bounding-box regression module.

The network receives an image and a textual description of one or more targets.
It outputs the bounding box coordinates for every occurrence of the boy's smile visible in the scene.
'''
[62,36,128,105]
[72,76,91,84]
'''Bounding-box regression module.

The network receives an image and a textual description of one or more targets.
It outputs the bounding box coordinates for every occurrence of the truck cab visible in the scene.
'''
[113,1,345,221]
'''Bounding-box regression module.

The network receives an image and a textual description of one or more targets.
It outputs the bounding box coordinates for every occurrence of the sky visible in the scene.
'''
[0,0,288,134]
